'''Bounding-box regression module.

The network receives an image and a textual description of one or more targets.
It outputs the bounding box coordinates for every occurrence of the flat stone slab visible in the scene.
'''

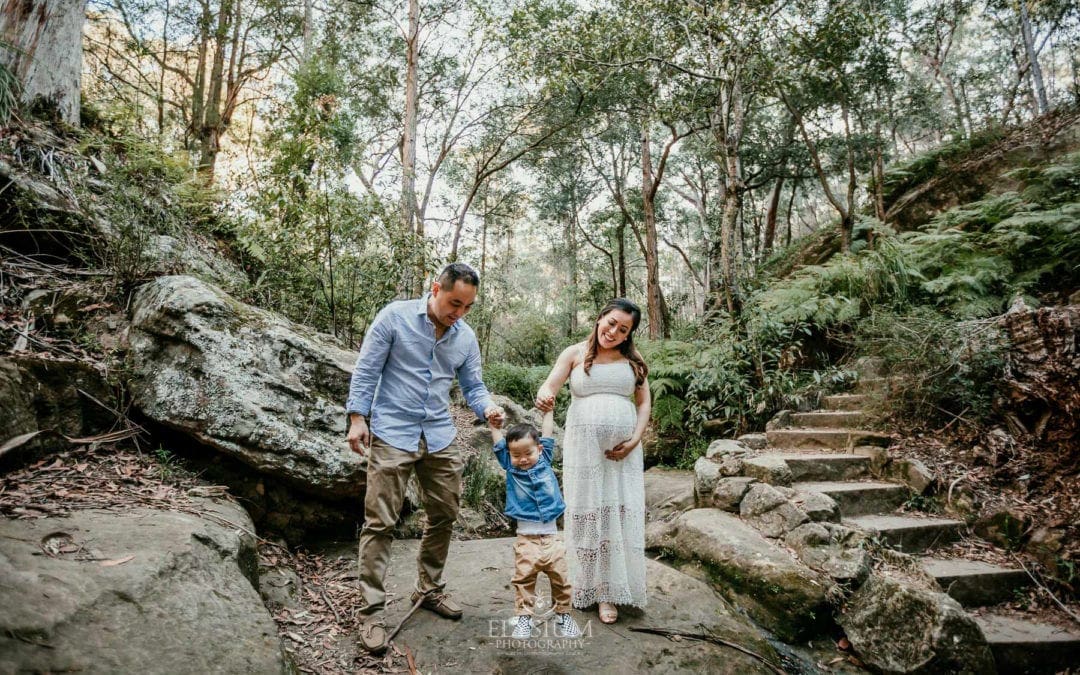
[794,480,908,517]
[0,501,289,674]
[766,428,891,450]
[921,558,1030,607]
[791,411,865,428]
[845,515,964,553]
[373,538,781,674]
[649,508,830,641]
[976,613,1080,674]
[821,394,868,411]
[773,453,871,481]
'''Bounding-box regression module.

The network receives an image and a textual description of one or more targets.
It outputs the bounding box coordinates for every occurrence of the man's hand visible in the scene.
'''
[484,405,506,429]
[347,414,370,456]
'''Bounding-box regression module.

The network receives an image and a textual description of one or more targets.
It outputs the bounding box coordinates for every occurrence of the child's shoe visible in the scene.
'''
[555,612,581,638]
[512,615,534,638]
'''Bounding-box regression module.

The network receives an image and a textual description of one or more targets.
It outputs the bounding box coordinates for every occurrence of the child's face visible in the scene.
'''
[507,437,540,470]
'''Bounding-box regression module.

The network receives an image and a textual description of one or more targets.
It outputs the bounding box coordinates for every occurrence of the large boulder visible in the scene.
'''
[648,508,832,641]
[840,574,995,674]
[128,275,363,500]
[0,499,290,673]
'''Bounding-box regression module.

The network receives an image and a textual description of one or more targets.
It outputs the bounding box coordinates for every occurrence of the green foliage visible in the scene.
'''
[854,307,1006,426]
[878,127,1008,206]
[488,313,561,366]
[0,57,18,126]
[638,332,855,438]
[483,361,570,422]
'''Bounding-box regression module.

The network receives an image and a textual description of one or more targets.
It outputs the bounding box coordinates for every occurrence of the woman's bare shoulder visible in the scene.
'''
[558,342,587,368]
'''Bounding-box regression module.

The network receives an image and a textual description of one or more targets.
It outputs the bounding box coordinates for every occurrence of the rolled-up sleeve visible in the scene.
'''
[346,309,393,416]
[457,338,492,420]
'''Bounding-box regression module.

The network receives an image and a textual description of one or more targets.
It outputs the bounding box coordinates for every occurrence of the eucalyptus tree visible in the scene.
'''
[85,0,302,179]
[0,0,85,124]
[775,0,901,253]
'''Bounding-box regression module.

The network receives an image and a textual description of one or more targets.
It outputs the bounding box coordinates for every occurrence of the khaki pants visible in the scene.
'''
[357,434,464,617]
[512,533,572,615]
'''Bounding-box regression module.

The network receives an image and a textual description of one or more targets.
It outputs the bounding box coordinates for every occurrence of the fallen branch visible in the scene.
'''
[1011,553,1080,627]
[628,626,787,674]
[387,594,427,643]
[320,588,343,626]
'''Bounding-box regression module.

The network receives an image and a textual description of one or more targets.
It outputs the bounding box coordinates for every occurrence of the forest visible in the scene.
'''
[1,0,1079,672]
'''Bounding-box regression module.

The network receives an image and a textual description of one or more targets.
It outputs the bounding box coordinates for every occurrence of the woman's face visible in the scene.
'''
[596,309,635,350]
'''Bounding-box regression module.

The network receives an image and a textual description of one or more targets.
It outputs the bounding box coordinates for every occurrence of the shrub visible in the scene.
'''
[853,307,1006,426]
[483,361,569,421]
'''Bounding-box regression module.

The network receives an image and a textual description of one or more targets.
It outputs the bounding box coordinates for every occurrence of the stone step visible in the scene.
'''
[920,558,1030,607]
[794,480,908,517]
[976,613,1080,674]
[845,514,964,553]
[766,428,891,450]
[821,393,867,411]
[854,377,892,394]
[770,453,872,482]
[790,411,865,428]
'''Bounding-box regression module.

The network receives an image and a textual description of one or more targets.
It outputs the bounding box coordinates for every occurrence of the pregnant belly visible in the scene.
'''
[567,394,637,431]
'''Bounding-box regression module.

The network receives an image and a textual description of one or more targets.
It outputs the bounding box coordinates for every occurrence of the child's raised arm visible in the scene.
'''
[489,419,505,444]
[541,409,554,438]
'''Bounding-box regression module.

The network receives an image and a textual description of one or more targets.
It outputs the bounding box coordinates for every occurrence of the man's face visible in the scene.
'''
[428,279,478,329]
[507,437,540,470]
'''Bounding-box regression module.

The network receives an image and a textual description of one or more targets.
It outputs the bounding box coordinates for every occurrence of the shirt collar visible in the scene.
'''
[417,294,460,335]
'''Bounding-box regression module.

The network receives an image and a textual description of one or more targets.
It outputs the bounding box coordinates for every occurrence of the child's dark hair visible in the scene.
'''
[505,423,540,446]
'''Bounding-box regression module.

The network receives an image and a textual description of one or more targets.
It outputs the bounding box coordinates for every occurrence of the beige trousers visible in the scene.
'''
[512,533,573,615]
[357,434,464,617]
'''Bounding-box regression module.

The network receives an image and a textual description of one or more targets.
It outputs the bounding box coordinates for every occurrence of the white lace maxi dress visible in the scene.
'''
[562,361,647,608]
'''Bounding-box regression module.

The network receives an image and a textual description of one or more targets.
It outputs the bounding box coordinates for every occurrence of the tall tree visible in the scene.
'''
[1,0,86,124]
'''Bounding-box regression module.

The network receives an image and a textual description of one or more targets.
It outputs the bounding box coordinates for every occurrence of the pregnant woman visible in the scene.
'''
[535,298,651,625]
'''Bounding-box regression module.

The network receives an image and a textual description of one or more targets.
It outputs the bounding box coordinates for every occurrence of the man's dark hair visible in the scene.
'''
[438,262,480,288]
[505,423,540,446]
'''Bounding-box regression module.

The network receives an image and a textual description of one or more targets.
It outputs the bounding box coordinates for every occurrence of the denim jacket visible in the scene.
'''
[493,437,566,523]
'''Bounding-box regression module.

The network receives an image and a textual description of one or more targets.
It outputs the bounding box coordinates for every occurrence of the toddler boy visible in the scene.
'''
[490,410,581,639]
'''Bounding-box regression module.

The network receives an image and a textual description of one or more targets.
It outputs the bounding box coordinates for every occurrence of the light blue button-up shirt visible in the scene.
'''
[345,295,493,452]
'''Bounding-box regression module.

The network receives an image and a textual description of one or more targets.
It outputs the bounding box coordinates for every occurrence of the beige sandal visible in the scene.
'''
[598,602,618,624]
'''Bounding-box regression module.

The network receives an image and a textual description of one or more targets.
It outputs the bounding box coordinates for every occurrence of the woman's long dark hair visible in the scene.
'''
[583,298,649,386]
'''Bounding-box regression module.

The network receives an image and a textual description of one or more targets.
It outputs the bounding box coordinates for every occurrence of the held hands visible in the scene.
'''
[485,405,506,429]
[534,389,556,412]
[605,436,640,461]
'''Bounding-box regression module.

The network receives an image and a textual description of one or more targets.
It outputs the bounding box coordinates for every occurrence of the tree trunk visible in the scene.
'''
[197,0,232,179]
[402,0,421,291]
[0,0,86,124]
[640,129,664,339]
[763,175,784,255]
[616,218,627,298]
[1018,0,1049,115]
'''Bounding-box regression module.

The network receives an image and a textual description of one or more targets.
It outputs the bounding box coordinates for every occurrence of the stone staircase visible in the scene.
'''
[753,378,1080,673]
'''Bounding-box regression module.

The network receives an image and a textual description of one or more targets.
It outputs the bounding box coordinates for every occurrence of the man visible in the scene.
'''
[345,262,505,655]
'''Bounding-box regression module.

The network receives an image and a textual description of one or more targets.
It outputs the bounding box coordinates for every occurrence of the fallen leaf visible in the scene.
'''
[100,555,135,567]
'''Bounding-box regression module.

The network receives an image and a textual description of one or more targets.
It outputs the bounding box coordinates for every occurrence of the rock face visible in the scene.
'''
[128,275,363,500]
[647,508,831,641]
[0,499,290,673]
[840,574,995,674]
[644,467,696,521]
[0,356,116,465]
[376,537,783,674]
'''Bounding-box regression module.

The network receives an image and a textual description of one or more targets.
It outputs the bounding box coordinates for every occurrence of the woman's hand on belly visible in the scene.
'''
[605,435,640,461]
